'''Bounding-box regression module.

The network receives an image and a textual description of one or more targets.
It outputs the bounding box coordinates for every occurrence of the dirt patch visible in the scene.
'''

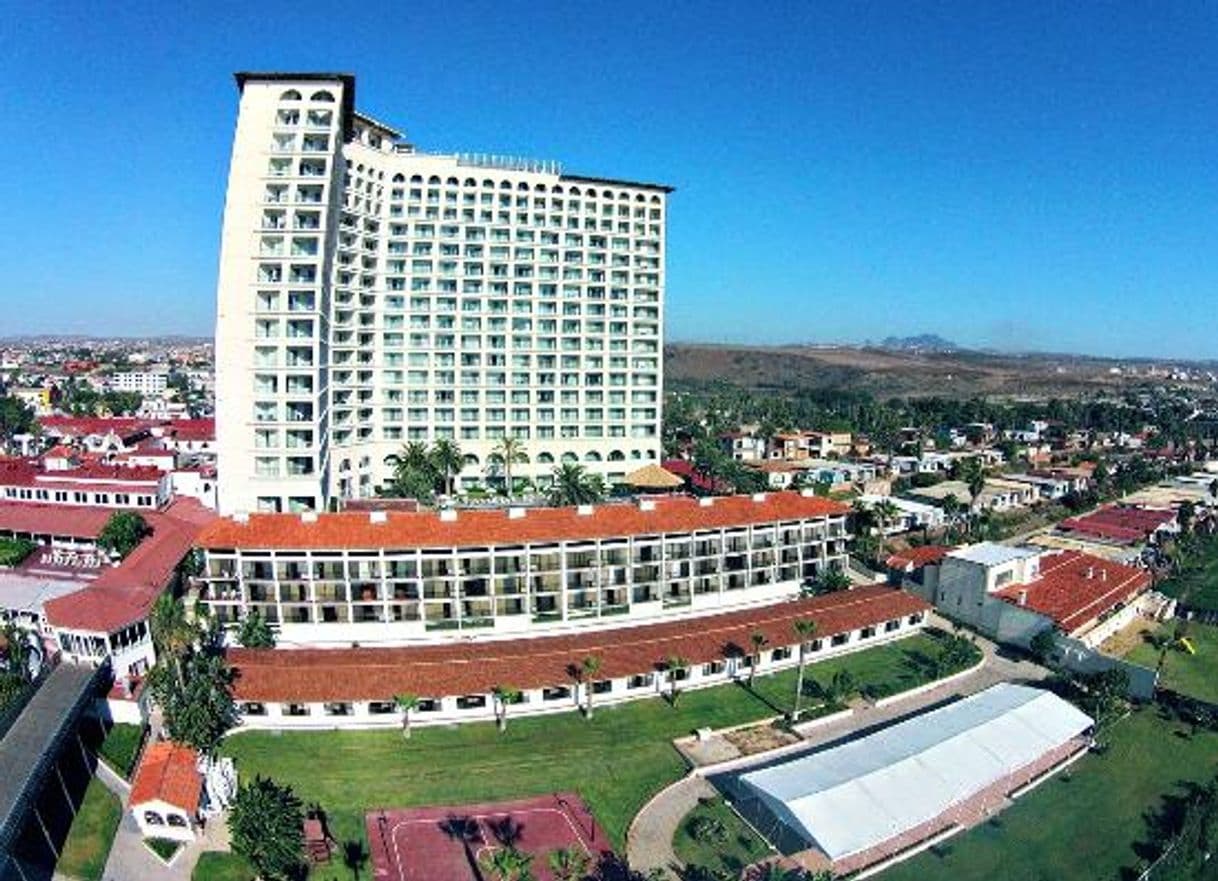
[1100,618,1158,658]
[722,723,800,756]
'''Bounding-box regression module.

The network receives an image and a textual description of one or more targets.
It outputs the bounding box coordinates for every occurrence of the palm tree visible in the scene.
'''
[580,655,601,720]
[492,436,528,499]
[547,463,606,506]
[150,592,196,688]
[1,624,31,682]
[941,493,962,540]
[792,619,817,719]
[394,693,419,740]
[547,847,590,881]
[664,655,689,706]
[960,457,987,523]
[492,685,521,733]
[748,629,768,687]
[385,441,432,482]
[872,498,901,560]
[480,846,533,881]
[430,438,464,497]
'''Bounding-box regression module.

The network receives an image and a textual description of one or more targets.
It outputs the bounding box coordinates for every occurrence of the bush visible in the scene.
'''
[688,814,729,845]
[97,511,149,560]
[0,538,36,567]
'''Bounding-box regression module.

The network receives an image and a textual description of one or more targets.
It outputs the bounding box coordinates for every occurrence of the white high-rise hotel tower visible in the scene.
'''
[215,74,669,515]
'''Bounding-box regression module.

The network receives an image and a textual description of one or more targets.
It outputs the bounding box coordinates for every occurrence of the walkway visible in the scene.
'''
[95,755,229,881]
[625,621,1048,877]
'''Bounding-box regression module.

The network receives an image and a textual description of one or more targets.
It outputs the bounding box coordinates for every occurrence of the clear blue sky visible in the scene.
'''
[3,1,1217,359]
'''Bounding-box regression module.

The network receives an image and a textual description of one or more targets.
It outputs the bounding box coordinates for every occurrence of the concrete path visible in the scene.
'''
[625,621,1048,877]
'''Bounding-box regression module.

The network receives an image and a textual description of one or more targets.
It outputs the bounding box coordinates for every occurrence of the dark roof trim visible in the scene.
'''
[233,72,357,141]
[560,173,675,194]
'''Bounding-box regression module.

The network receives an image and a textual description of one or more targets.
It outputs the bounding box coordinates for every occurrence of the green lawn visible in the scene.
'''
[672,796,771,877]
[221,631,952,868]
[192,852,256,881]
[880,708,1218,881]
[99,723,145,779]
[57,779,122,881]
[1125,622,1218,704]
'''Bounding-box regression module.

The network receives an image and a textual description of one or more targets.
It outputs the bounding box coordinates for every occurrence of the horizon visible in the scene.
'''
[3,2,1217,359]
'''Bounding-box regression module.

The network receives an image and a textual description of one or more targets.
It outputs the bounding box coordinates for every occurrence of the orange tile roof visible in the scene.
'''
[994,550,1151,634]
[885,546,953,570]
[129,741,202,815]
[198,491,849,551]
[228,585,929,702]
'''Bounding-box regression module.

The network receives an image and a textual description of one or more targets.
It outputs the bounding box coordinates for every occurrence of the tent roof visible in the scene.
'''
[738,684,1092,860]
[623,464,684,489]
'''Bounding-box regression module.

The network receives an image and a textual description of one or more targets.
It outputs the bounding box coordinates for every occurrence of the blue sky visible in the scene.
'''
[3,1,1217,359]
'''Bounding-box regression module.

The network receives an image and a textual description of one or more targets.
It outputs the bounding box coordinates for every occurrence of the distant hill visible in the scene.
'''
[664,342,1211,400]
[879,333,959,353]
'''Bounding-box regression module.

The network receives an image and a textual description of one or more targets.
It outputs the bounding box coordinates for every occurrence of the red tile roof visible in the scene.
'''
[165,419,215,441]
[0,458,163,488]
[1059,506,1176,545]
[994,550,1151,634]
[37,416,153,440]
[130,741,202,815]
[0,502,114,539]
[228,585,929,702]
[44,499,216,633]
[198,491,849,551]
[885,546,953,571]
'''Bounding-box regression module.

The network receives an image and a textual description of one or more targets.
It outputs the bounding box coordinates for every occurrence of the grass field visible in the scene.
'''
[192,852,256,881]
[1125,622,1218,704]
[220,631,955,870]
[880,708,1218,881]
[57,779,122,881]
[99,723,144,779]
[672,796,771,877]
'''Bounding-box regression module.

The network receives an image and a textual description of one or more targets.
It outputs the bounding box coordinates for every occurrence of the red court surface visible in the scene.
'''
[366,793,612,881]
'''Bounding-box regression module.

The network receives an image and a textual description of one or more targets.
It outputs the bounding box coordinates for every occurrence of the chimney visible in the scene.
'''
[800,488,816,498]
[1101,568,1107,582]
[369,511,387,524]
[439,509,458,523]
[508,506,526,519]
[752,492,767,503]
[1085,566,1094,579]
[576,504,594,516]
[301,511,318,524]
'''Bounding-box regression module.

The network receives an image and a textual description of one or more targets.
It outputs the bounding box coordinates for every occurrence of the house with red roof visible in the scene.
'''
[1059,505,1177,547]
[0,457,170,511]
[130,741,203,842]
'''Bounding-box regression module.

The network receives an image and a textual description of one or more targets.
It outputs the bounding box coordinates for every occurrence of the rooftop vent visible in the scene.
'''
[508,507,526,520]
[440,509,458,523]
[800,488,816,498]
[698,497,715,507]
[576,504,594,516]
[1017,589,1028,607]
[233,511,249,524]
[752,492,767,503]
[301,511,318,524]
[1086,566,1094,579]
[638,499,656,512]
[369,511,387,524]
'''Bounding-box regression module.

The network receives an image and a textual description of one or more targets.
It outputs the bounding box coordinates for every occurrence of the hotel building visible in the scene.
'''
[214,73,669,515]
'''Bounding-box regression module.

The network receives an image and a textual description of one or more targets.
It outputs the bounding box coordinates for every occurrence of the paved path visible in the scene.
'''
[95,755,230,881]
[625,622,1048,877]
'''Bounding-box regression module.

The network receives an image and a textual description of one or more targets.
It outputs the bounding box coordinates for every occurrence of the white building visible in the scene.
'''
[214,73,669,515]
[110,371,170,396]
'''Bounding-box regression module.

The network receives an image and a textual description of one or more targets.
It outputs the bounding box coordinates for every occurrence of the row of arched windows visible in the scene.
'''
[461,449,634,467]
[384,174,662,203]
[280,89,335,102]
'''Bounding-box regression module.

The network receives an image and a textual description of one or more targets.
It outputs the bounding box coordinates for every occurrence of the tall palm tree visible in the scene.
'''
[547,847,590,881]
[150,592,196,688]
[792,619,817,719]
[872,498,901,561]
[547,463,606,506]
[580,655,601,720]
[941,493,962,541]
[430,438,464,497]
[664,655,689,707]
[1,624,31,682]
[960,457,987,524]
[492,685,521,733]
[748,629,768,687]
[385,441,432,482]
[492,436,528,499]
[394,693,419,740]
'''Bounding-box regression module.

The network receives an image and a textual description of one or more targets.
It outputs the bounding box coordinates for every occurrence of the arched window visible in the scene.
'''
[428,176,441,185]
[446,177,459,186]
[310,90,335,102]
[517,182,528,191]
[537,452,555,464]
[553,186,564,195]
[570,187,581,196]
[464,178,476,187]
[617,192,629,200]
[561,452,579,464]
[167,814,188,828]
[584,451,602,462]
[536,184,547,193]
[392,173,405,183]
[482,179,494,188]
[410,175,423,184]
[463,454,480,467]
[650,195,661,203]
[279,89,302,101]
[635,194,646,202]
[499,180,512,190]
[143,811,165,826]
[608,450,625,462]
[631,450,643,459]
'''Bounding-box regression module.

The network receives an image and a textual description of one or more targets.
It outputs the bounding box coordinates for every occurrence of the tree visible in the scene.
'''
[97,511,149,559]
[941,493,962,540]
[229,775,305,881]
[237,608,276,648]
[664,655,689,706]
[748,630,768,687]
[580,655,601,720]
[824,669,856,707]
[871,498,901,560]
[430,439,465,497]
[480,846,533,881]
[150,651,237,755]
[547,847,590,881]
[959,457,987,519]
[492,685,522,733]
[1029,627,1057,666]
[547,463,606,506]
[792,620,817,719]
[0,396,35,451]
[394,693,419,740]
[810,568,850,594]
[1078,668,1130,734]
[492,436,528,499]
[383,441,438,501]
[149,592,197,688]
[0,624,32,682]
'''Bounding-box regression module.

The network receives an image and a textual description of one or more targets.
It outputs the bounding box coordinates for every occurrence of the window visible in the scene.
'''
[456,695,487,710]
[240,702,267,716]
[310,89,335,102]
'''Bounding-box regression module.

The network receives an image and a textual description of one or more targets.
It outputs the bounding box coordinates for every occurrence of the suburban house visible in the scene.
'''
[857,495,946,534]
[129,741,204,843]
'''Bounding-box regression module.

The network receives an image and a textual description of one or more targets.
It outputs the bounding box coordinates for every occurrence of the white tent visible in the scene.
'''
[738,684,1092,861]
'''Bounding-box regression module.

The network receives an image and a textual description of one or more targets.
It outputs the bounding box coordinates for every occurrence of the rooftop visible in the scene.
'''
[948,543,1042,568]
[1059,505,1177,545]
[197,491,849,551]
[0,502,114,539]
[129,741,202,815]
[885,546,953,571]
[994,550,1151,634]
[228,585,928,702]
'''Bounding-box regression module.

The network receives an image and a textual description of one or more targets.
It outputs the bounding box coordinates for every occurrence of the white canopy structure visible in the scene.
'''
[737,684,1093,861]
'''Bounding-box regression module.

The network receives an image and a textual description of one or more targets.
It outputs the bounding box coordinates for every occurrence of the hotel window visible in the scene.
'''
[456,695,487,710]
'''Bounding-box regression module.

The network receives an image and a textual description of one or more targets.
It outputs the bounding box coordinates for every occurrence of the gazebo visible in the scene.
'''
[623,464,684,493]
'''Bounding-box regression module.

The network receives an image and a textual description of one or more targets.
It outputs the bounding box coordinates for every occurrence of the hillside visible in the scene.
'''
[663,343,1200,400]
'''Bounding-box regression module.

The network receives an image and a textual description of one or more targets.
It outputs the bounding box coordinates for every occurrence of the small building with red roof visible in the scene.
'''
[1058,505,1177,546]
[130,741,203,842]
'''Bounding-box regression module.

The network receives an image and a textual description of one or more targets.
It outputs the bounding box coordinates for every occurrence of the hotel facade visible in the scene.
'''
[214,73,668,515]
